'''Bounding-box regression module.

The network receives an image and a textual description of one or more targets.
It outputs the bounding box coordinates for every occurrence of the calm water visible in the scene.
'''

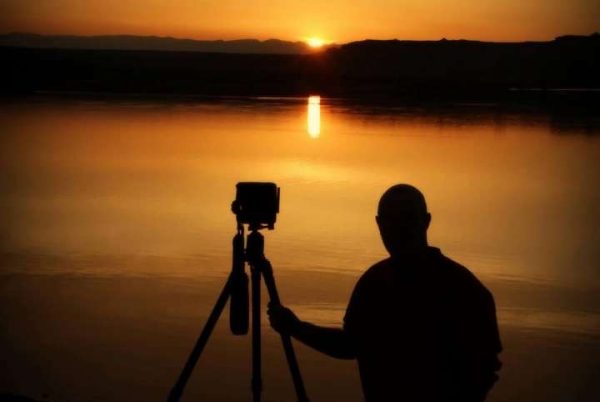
[1,97,599,402]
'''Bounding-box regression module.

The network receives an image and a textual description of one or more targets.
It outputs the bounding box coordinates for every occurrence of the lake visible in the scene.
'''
[0,96,598,402]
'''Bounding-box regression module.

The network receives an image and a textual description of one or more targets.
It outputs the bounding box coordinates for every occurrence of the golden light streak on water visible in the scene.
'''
[307,95,321,138]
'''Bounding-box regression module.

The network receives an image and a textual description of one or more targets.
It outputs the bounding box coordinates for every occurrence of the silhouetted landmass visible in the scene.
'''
[2,33,599,106]
[0,33,322,54]
[0,394,49,402]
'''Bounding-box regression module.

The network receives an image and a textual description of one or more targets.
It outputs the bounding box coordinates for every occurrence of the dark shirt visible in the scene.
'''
[344,247,502,402]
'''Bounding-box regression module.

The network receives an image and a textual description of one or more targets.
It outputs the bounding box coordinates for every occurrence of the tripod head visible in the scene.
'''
[231,182,280,231]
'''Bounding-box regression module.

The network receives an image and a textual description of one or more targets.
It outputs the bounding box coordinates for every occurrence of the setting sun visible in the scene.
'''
[307,37,325,48]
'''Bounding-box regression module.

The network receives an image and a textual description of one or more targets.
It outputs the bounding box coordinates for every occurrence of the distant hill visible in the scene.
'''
[326,33,600,89]
[0,32,330,54]
[2,33,599,103]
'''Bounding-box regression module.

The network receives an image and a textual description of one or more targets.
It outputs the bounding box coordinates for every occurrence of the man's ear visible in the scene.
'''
[425,213,431,230]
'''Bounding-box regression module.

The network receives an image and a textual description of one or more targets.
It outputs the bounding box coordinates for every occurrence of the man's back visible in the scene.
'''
[344,247,502,402]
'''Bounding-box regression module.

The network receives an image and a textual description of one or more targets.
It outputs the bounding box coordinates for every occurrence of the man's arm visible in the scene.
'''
[268,304,356,359]
[457,287,503,401]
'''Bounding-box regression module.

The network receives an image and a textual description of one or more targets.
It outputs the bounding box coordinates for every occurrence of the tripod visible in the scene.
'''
[167,225,309,402]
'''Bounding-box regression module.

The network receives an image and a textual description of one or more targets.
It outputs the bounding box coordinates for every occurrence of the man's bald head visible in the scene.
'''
[377,184,428,220]
[376,184,431,255]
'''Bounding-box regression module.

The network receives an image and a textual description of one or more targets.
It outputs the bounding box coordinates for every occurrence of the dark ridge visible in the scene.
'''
[0,394,49,402]
[2,33,599,108]
[0,32,327,54]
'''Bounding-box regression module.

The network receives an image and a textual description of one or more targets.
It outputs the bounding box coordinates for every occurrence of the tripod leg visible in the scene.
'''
[261,261,310,402]
[167,275,233,402]
[251,265,262,402]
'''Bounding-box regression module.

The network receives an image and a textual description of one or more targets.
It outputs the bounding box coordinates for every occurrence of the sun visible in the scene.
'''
[307,37,325,48]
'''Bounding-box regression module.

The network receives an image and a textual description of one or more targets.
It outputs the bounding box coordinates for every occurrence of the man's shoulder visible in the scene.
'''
[357,258,395,282]
[345,258,395,299]
[436,252,477,280]
[436,251,494,301]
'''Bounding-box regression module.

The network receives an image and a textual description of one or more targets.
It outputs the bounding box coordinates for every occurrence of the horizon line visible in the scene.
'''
[2,31,597,46]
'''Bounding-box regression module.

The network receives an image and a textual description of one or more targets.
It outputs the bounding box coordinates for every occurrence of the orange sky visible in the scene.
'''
[1,0,598,43]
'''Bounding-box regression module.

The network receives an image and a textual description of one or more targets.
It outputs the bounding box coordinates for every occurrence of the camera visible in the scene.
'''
[232,182,280,229]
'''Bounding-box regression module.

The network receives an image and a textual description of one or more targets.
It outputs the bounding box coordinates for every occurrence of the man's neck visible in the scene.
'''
[389,243,431,259]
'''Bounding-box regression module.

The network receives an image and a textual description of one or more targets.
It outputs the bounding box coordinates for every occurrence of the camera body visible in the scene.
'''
[232,182,280,229]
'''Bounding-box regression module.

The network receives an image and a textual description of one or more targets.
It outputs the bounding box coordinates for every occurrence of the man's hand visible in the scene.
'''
[267,303,301,336]
[268,302,356,359]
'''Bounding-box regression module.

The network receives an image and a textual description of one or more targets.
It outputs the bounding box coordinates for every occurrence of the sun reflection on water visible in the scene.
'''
[307,95,321,138]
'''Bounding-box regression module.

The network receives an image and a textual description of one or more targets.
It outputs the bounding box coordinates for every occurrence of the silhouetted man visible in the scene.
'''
[268,184,502,402]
